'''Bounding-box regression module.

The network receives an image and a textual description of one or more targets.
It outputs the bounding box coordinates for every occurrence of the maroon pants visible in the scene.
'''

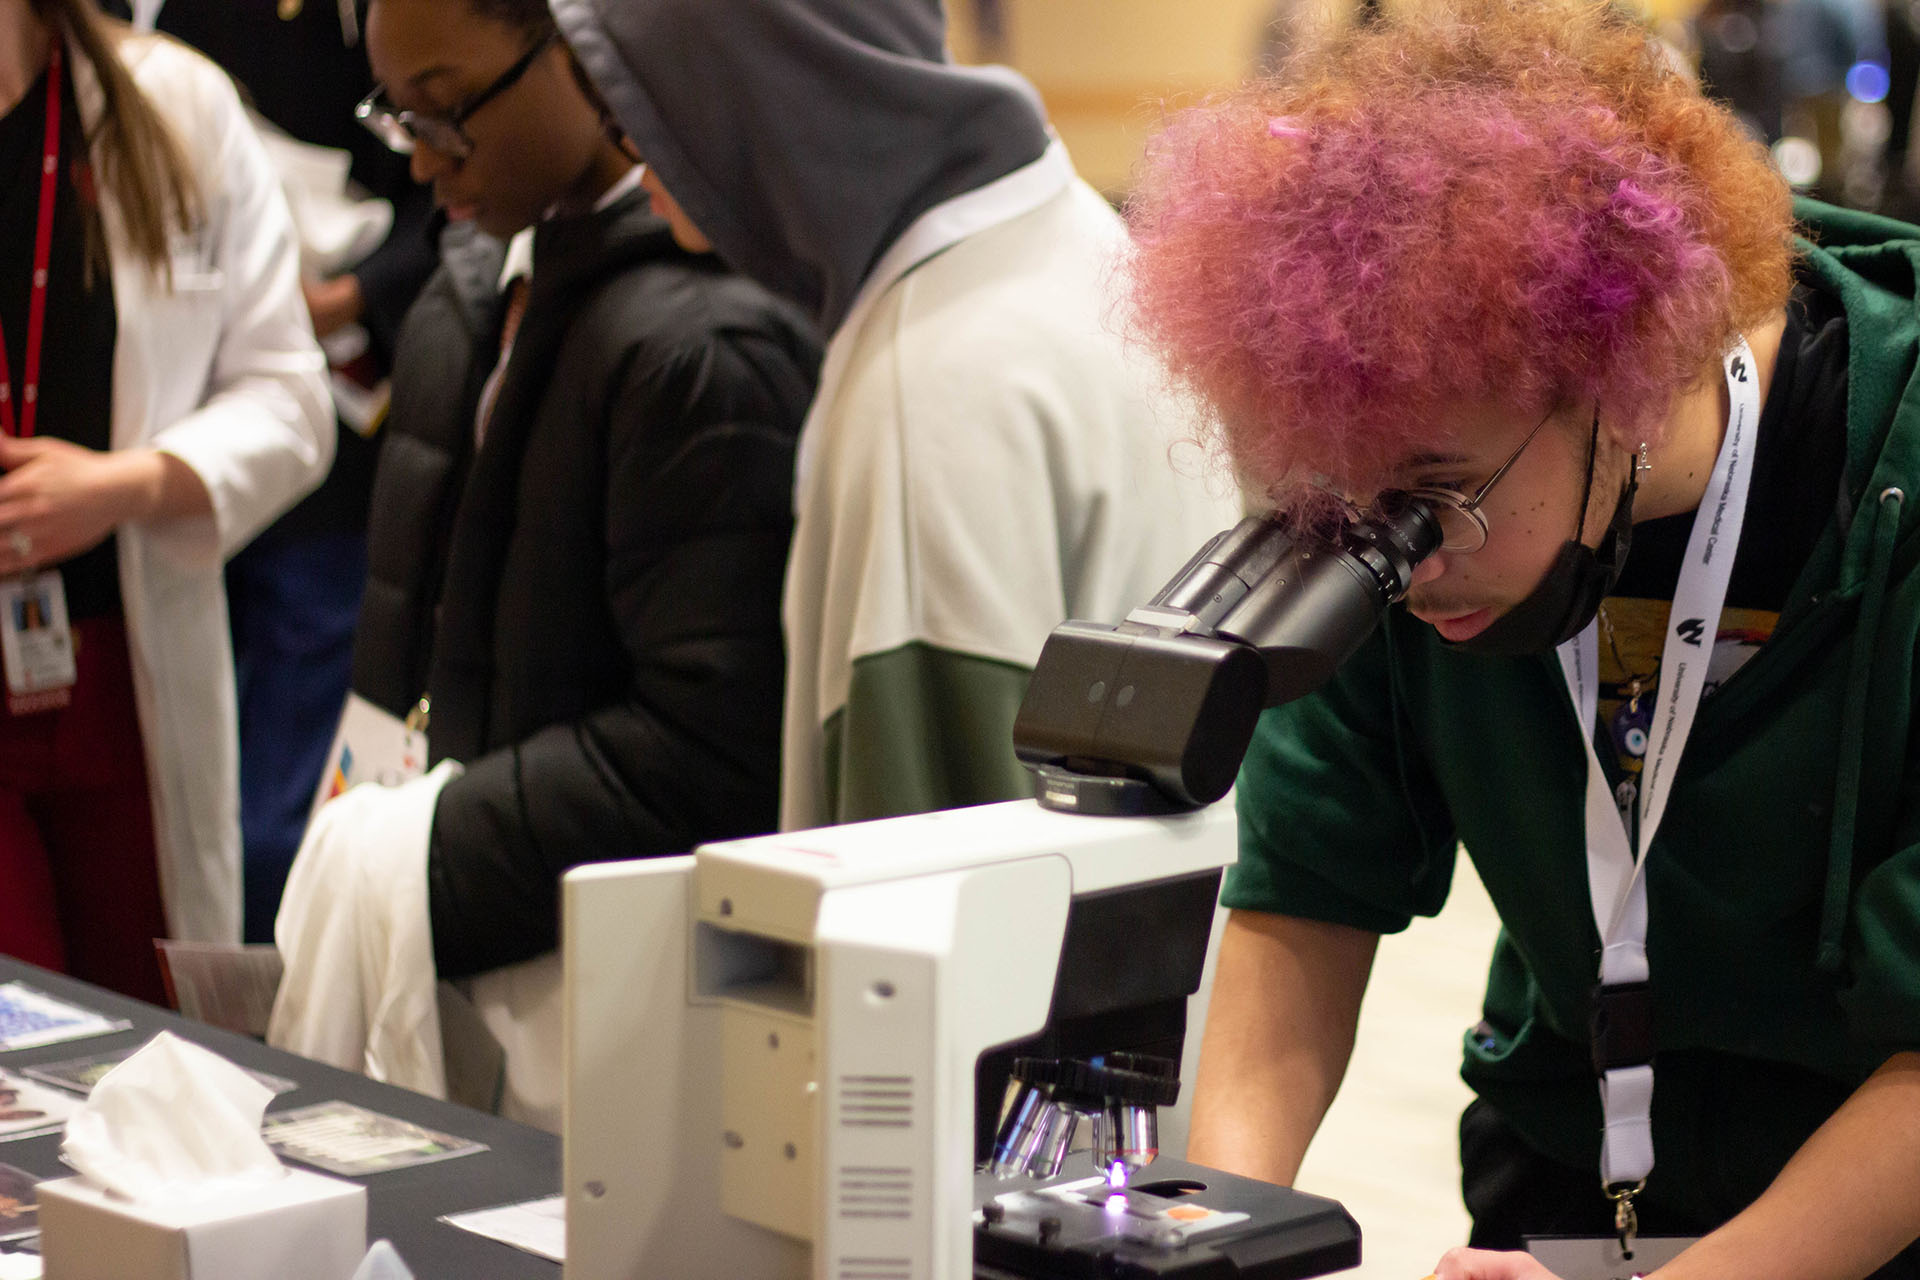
[0,617,169,1006]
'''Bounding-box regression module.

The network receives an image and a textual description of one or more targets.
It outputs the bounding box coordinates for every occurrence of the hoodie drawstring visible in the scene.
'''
[1820,485,1905,974]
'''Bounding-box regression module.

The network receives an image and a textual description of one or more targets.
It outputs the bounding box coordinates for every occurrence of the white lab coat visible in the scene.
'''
[69,30,333,942]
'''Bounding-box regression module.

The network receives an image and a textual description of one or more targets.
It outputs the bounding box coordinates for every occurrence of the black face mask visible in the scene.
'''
[1445,453,1639,659]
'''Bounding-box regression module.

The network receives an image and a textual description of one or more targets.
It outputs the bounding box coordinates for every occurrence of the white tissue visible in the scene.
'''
[62,1032,286,1202]
[351,1240,415,1280]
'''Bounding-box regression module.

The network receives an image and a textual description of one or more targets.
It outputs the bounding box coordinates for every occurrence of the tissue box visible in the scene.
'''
[36,1167,366,1280]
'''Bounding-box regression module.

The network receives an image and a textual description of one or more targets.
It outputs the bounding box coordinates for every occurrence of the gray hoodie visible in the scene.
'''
[550,0,1051,331]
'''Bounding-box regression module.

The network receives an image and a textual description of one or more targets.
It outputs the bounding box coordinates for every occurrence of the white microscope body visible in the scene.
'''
[562,798,1235,1280]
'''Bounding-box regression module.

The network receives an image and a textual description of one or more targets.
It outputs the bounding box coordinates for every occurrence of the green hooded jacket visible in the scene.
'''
[1226,199,1920,1225]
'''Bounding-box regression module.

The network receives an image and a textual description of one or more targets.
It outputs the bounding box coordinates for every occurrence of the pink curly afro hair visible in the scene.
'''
[1125,0,1795,499]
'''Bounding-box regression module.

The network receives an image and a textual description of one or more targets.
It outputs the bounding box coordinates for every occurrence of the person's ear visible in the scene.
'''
[1598,418,1641,457]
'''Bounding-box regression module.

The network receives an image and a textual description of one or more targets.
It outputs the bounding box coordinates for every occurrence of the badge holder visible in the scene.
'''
[0,572,77,715]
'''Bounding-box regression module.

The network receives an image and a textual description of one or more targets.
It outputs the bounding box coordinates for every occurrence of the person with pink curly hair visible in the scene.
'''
[1131,2,1920,1278]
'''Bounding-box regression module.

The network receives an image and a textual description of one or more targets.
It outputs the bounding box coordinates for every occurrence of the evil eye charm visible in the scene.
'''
[1611,698,1651,759]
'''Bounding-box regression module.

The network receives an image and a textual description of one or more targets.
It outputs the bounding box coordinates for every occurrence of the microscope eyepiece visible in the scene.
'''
[1013,501,1442,814]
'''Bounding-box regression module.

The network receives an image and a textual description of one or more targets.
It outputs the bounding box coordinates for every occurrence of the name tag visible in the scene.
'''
[310,692,429,822]
[0,572,76,715]
[1526,1234,1700,1279]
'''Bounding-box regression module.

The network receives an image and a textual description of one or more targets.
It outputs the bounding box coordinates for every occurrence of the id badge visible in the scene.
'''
[310,692,430,821]
[1525,1234,1699,1279]
[0,572,76,715]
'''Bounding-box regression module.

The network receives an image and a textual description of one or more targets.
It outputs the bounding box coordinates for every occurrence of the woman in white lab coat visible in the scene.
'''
[0,0,330,1000]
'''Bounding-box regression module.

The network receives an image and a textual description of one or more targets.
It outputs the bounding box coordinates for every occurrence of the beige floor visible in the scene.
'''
[1293,856,1501,1278]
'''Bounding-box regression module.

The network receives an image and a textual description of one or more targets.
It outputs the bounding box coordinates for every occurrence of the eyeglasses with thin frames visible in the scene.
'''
[1389,407,1562,552]
[356,30,558,162]
[1315,407,1562,554]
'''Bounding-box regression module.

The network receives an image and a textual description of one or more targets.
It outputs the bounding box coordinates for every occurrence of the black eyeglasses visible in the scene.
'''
[356,30,557,161]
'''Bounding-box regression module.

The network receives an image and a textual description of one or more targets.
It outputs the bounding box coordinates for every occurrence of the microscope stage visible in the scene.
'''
[973,1157,1359,1278]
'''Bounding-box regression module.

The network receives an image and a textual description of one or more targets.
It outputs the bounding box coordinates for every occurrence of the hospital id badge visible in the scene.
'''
[1525,1234,1699,1279]
[0,571,76,715]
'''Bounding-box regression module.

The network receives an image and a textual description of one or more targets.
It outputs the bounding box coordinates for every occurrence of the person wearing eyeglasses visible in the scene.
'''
[0,0,330,1003]
[326,0,820,986]
[1129,3,1920,1279]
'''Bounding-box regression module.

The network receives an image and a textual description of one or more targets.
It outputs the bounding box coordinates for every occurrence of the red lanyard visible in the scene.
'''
[0,39,63,440]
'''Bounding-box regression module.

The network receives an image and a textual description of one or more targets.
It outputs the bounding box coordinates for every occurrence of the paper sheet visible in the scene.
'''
[0,983,127,1052]
[263,1102,485,1176]
[24,1042,296,1099]
[439,1194,564,1263]
[0,1072,77,1142]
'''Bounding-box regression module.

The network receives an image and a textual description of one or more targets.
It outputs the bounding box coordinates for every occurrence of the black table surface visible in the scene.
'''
[0,958,561,1279]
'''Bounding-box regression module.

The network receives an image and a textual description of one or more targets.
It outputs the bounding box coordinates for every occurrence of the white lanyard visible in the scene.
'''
[1554,338,1758,1200]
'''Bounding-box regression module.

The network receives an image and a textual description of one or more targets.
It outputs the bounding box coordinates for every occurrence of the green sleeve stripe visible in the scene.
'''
[820,641,1036,824]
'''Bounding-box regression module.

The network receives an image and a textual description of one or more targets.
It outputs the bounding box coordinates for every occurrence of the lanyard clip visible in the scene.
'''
[1608,1179,1645,1257]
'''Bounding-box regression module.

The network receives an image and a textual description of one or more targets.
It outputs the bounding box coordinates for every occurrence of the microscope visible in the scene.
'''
[963,501,1441,1279]
[559,502,1438,1280]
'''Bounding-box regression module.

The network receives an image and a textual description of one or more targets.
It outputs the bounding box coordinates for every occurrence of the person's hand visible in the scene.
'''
[1429,1248,1567,1280]
[0,437,173,571]
[301,273,364,338]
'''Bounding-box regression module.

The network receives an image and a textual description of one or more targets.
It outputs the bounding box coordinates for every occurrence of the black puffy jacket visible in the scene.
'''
[352,194,820,979]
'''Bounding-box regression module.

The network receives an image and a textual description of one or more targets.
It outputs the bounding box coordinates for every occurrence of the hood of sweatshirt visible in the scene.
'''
[551,0,1051,331]
[1779,199,1920,979]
